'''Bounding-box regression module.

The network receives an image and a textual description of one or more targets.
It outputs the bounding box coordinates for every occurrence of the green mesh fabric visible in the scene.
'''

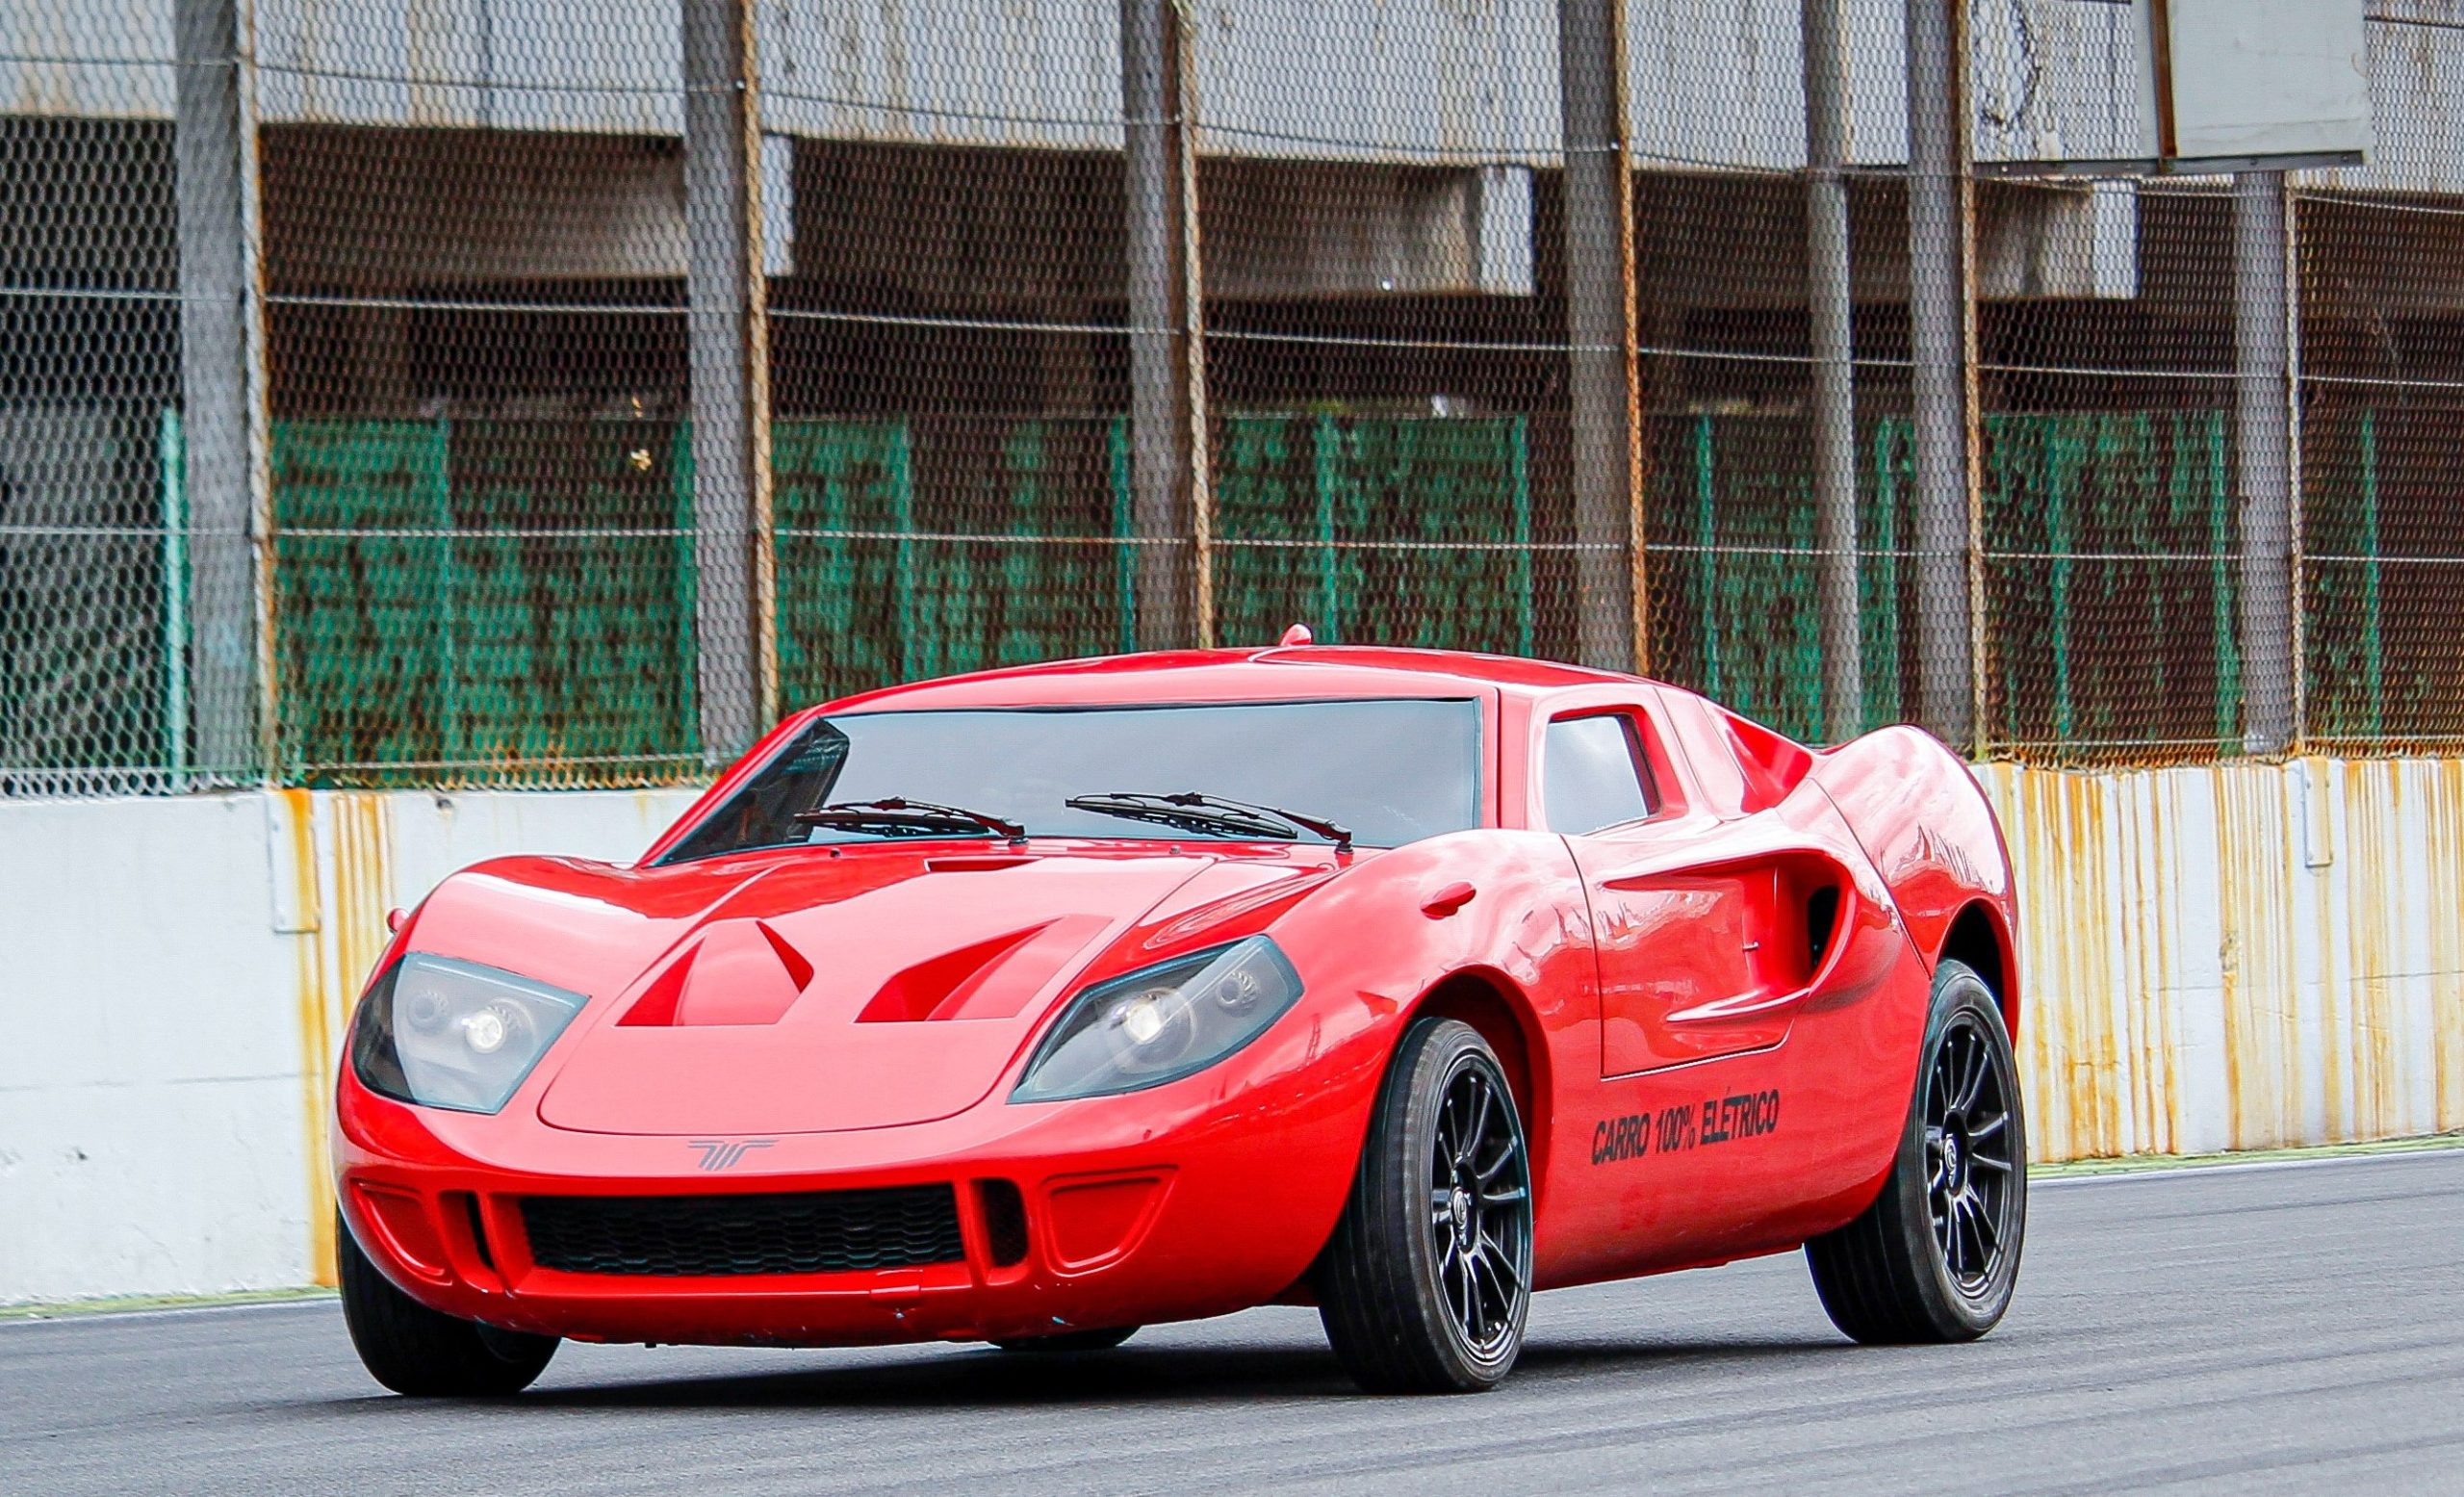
[772,417,1133,706]
[1644,413,1915,744]
[1979,411,2239,760]
[1214,414,1540,655]
[239,408,2398,784]
[272,419,696,787]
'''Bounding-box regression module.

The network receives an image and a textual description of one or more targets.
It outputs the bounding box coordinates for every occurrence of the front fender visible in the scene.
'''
[1262,831,1595,1263]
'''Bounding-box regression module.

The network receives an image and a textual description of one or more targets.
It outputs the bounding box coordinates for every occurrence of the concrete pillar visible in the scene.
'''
[1804,0,1862,741]
[2236,170,2298,755]
[1556,0,1646,674]
[1904,0,1980,749]
[1120,0,1211,650]
[172,0,270,782]
[680,0,776,756]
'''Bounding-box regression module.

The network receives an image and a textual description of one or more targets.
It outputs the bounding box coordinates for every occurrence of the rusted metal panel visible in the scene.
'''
[26,764,2464,1303]
[292,764,2464,1181]
[289,788,391,1286]
[0,0,175,119]
[0,0,2154,172]
[256,0,681,134]
[1982,757,2464,1163]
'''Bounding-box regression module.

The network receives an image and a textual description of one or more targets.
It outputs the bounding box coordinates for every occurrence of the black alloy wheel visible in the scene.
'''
[1924,1009,2019,1293]
[1428,1054,1532,1361]
[1319,1019,1534,1393]
[1806,960,2027,1343]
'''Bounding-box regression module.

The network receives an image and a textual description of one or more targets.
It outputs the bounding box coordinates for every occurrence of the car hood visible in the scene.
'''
[412,845,1322,1136]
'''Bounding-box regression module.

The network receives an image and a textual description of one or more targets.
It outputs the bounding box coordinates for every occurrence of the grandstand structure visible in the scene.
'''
[1,1,2457,789]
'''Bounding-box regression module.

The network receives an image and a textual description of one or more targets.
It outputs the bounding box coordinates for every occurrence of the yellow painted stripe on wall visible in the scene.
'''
[292,790,395,1289]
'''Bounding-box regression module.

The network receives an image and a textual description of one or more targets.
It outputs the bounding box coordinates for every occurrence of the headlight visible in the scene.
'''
[349,953,584,1115]
[1012,937,1303,1103]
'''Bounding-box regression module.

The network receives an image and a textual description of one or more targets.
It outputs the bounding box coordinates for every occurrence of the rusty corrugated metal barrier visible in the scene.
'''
[1982,758,2464,1163]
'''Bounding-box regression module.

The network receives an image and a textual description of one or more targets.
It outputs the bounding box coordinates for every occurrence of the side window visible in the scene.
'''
[1543,713,1659,834]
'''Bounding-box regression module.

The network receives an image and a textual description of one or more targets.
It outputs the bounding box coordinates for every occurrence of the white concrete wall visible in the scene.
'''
[1,796,306,1302]
[0,787,696,1304]
[7,758,2464,1303]
[7,0,2433,186]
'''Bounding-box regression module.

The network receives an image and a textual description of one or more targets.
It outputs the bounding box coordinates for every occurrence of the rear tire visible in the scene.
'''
[988,1326,1139,1353]
[1318,1019,1533,1393]
[1806,960,2026,1343]
[337,1214,558,1396]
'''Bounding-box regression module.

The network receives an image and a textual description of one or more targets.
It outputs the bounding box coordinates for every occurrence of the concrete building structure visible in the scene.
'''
[8,0,2424,434]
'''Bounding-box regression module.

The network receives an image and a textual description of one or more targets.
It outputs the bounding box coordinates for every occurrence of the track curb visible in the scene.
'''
[2035,1129,2464,1183]
[0,1287,337,1325]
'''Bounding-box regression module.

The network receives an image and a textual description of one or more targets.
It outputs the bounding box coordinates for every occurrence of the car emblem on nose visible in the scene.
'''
[688,1138,777,1171]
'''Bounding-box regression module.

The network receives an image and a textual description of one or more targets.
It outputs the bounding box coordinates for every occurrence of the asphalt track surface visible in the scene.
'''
[9,1151,2464,1497]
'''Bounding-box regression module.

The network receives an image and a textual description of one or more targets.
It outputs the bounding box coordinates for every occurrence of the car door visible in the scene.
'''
[1538,705,1758,1077]
[1541,702,1857,1078]
[1535,690,1914,1278]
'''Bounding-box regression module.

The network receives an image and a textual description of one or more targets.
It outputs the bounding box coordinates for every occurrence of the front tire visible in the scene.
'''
[1318,1019,1533,1393]
[337,1214,558,1396]
[1807,959,2027,1343]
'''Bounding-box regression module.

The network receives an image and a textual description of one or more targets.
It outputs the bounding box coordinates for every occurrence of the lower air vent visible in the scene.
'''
[521,1185,964,1277]
[976,1179,1030,1267]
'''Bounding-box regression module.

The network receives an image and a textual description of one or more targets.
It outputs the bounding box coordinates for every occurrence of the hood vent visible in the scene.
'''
[619,918,812,1027]
[857,915,1112,1023]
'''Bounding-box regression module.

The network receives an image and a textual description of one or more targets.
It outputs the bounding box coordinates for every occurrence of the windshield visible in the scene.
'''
[657,698,1483,863]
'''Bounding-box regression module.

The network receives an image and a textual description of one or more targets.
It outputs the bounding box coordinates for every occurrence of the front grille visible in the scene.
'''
[520,1185,964,1278]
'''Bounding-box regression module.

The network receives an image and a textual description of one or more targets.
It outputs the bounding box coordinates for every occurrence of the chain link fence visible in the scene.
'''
[0,0,2450,792]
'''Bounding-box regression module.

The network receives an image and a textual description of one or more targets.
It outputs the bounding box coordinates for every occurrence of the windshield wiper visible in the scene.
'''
[791,797,1027,844]
[1065,790,1352,853]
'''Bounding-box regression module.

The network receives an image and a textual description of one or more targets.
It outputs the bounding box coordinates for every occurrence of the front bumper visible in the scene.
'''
[334,1040,1378,1347]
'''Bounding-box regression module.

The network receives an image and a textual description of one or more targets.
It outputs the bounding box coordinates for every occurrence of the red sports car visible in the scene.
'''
[333,645,2024,1396]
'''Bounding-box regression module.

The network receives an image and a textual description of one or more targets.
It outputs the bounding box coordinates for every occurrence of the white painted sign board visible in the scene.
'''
[2007,0,2373,173]
[2151,0,2374,167]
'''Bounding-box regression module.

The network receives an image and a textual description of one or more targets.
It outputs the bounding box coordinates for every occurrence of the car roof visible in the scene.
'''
[817,646,1668,714]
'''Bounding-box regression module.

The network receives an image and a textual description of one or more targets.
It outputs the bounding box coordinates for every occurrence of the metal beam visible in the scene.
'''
[2236,169,2298,755]
[172,0,270,783]
[1120,0,1211,650]
[1556,0,1645,673]
[1804,0,1862,741]
[1905,0,1979,748]
[680,0,777,758]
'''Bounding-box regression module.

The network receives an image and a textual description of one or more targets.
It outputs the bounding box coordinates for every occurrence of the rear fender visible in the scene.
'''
[1811,727,2019,1017]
